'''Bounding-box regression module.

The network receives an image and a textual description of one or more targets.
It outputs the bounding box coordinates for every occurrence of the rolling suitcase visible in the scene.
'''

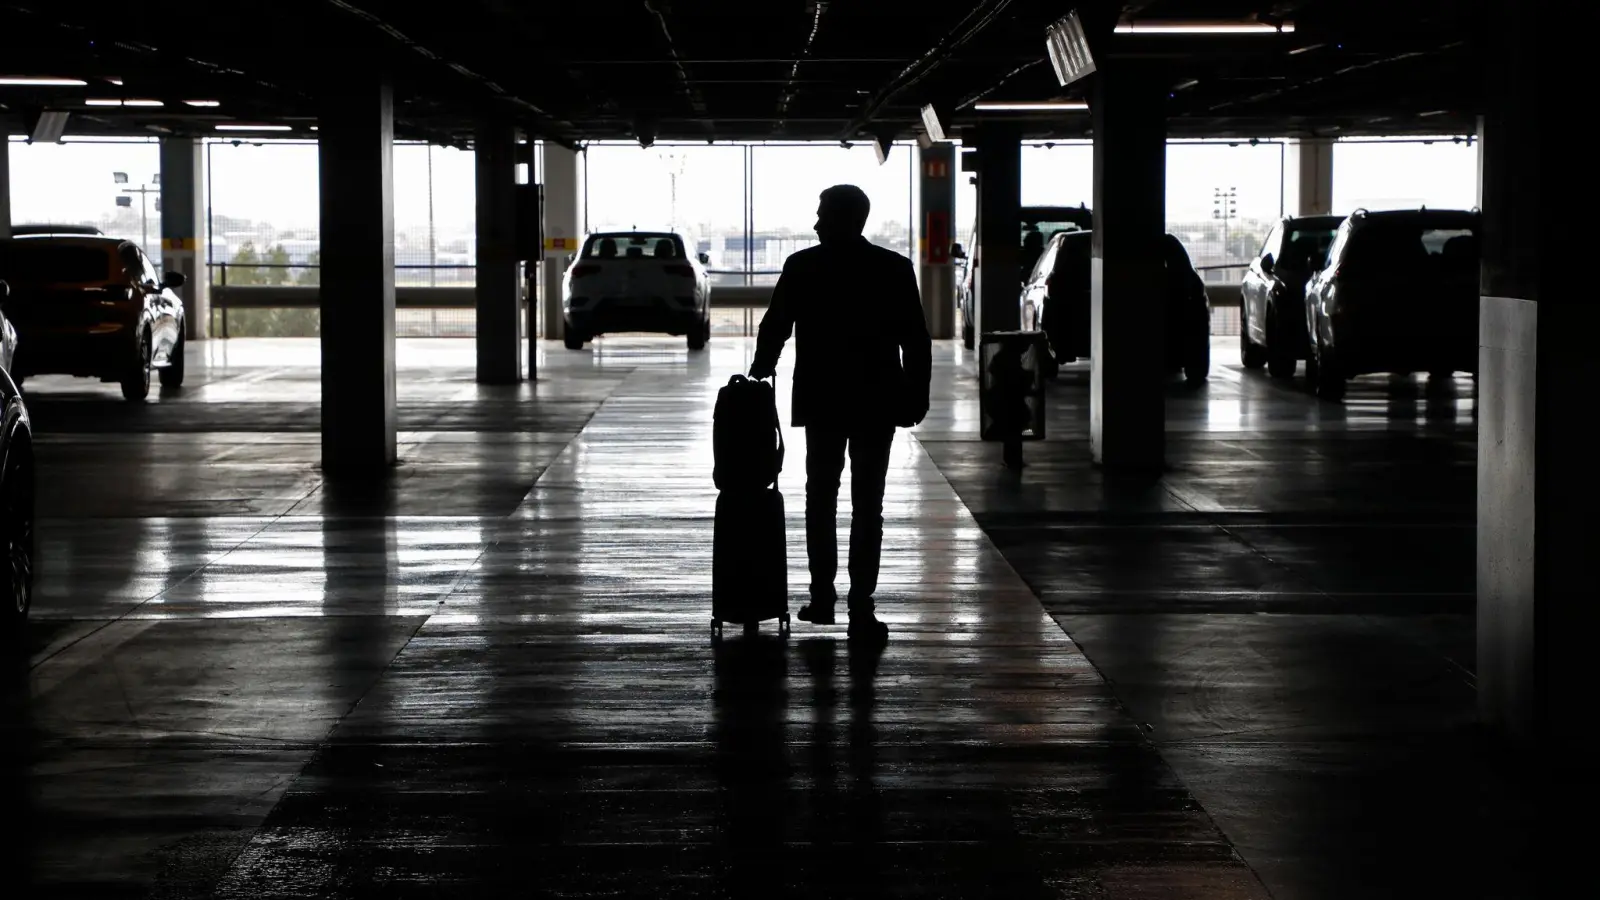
[710,374,789,639]
[711,488,789,639]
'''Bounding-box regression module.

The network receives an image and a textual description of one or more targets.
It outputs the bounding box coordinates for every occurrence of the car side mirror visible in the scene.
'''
[950,242,967,260]
[162,271,187,289]
[697,252,710,265]
[1259,254,1274,275]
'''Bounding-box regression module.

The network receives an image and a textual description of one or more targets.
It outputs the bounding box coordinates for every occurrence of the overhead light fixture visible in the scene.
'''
[85,98,123,106]
[1046,11,1097,86]
[1418,110,1448,117]
[107,78,124,86]
[973,101,1089,112]
[0,76,88,87]
[184,100,220,107]
[123,99,163,107]
[214,123,292,131]
[30,110,70,142]
[920,104,946,142]
[1288,43,1325,55]
[1116,20,1295,34]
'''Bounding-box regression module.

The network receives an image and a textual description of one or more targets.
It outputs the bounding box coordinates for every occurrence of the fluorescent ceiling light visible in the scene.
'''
[85,98,122,106]
[973,101,1088,112]
[0,76,88,86]
[107,78,124,86]
[1116,21,1294,34]
[124,99,163,107]
[87,98,165,107]
[184,99,220,107]
[215,123,292,131]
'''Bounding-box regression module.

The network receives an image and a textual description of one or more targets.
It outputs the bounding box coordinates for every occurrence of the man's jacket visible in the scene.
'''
[752,235,933,429]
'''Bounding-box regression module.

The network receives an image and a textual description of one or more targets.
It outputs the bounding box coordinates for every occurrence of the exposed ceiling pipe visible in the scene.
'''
[320,0,582,148]
[1204,41,1457,113]
[642,0,707,117]
[776,1,828,126]
[836,0,1017,140]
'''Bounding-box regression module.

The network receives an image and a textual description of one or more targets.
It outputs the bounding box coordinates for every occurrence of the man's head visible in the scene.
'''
[815,184,871,244]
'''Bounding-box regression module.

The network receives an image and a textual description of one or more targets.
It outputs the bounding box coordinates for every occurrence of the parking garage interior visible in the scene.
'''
[0,2,1554,898]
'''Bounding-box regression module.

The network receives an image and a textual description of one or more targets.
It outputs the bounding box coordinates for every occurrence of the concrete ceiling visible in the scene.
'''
[0,1,1481,146]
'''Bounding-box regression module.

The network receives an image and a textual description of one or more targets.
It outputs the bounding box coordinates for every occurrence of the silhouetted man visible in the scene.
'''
[749,184,933,641]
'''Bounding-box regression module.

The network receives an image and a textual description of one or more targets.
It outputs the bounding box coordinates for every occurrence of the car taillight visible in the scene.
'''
[664,264,695,277]
[570,264,599,278]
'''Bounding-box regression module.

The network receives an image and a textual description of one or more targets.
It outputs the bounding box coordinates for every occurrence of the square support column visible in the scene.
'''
[0,136,11,240]
[917,142,958,339]
[540,142,581,340]
[159,137,210,339]
[1090,68,1168,473]
[1286,137,1334,216]
[974,122,1021,335]
[318,76,396,476]
[1476,0,1566,751]
[475,120,521,383]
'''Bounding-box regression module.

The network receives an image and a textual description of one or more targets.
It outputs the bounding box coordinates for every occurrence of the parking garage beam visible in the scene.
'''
[1477,0,1563,751]
[475,120,521,383]
[318,75,397,475]
[1287,137,1334,216]
[541,142,581,340]
[1090,67,1168,473]
[973,121,1021,335]
[159,137,210,340]
[918,142,958,339]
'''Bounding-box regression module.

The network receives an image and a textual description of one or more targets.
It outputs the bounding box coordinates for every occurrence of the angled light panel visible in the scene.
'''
[1115,20,1295,34]
[973,101,1088,112]
[1045,12,1096,86]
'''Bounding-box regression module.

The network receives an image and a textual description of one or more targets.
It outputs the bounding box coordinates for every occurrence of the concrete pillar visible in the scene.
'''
[318,75,396,476]
[159,137,210,339]
[1477,0,1566,751]
[1287,137,1334,216]
[917,142,957,339]
[474,120,520,383]
[1089,67,1168,473]
[0,136,11,240]
[540,142,581,340]
[973,122,1021,335]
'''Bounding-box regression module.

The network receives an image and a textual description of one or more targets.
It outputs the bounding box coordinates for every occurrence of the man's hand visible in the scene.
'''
[749,362,776,380]
[898,395,930,428]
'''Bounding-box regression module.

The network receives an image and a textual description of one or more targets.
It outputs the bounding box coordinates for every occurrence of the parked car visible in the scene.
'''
[1240,214,1343,378]
[960,204,1093,348]
[1018,230,1211,383]
[562,231,712,350]
[1303,208,1481,401]
[0,235,186,400]
[0,280,33,639]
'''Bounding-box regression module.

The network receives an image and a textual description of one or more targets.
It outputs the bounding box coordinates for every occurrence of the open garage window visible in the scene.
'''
[1333,137,1479,213]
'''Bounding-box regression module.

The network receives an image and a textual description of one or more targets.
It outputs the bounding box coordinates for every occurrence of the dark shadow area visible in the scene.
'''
[711,632,791,889]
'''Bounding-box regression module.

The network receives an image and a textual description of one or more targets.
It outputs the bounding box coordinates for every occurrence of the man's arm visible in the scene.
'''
[896,258,933,424]
[749,257,796,379]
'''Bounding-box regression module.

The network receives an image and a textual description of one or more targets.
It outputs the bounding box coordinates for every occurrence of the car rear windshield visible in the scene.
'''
[1280,228,1338,270]
[1021,221,1087,244]
[1345,222,1478,276]
[582,233,686,260]
[0,242,114,284]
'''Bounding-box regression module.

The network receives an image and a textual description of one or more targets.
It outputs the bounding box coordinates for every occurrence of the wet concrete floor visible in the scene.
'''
[5,336,1526,898]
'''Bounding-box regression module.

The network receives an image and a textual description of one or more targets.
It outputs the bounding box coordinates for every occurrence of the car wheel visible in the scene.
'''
[159,334,186,388]
[1240,304,1267,370]
[1184,337,1211,384]
[962,318,974,350]
[687,320,707,351]
[1314,339,1346,402]
[1265,306,1298,379]
[121,330,153,401]
[0,438,33,636]
[563,329,586,350]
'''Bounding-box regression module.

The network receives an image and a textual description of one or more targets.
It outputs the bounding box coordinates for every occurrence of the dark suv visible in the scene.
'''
[1303,208,1481,400]
[959,205,1092,348]
[1240,214,1343,378]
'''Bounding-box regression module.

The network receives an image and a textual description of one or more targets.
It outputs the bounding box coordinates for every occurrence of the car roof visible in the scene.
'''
[587,231,684,239]
[1284,214,1345,229]
[11,223,105,236]
[1347,208,1480,228]
[4,234,126,250]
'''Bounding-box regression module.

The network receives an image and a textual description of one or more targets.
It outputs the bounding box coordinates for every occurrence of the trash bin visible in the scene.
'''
[978,330,1047,442]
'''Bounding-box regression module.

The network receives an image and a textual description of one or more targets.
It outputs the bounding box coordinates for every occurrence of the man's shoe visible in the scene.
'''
[847,612,888,642]
[797,600,836,625]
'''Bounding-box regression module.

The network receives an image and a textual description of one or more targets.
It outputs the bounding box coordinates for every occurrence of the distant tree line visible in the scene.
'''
[211,241,321,337]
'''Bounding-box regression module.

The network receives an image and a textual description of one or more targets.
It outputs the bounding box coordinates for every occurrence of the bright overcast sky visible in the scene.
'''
[7,134,1479,242]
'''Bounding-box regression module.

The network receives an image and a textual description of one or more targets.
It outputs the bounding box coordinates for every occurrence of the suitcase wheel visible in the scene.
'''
[711,618,723,642]
[779,612,791,638]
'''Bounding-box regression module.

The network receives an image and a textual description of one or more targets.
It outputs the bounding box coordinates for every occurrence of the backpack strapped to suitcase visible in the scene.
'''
[711,374,790,640]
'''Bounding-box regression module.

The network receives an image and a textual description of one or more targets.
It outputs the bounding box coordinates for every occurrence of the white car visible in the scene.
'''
[561,231,712,350]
